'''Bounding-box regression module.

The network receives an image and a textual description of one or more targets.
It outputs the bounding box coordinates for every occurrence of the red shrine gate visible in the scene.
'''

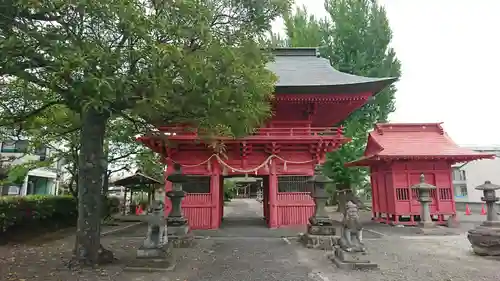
[138,47,396,229]
[347,123,494,226]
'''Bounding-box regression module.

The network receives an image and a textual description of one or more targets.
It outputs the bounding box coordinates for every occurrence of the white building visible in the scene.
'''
[1,140,62,196]
[452,146,500,209]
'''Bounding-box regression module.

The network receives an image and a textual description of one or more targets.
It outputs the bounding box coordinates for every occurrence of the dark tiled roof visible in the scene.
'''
[266,48,397,93]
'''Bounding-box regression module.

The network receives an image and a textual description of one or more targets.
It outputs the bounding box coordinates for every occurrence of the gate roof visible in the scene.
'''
[346,123,495,166]
[268,48,397,94]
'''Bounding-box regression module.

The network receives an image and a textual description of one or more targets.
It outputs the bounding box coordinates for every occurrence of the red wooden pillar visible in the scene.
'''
[269,161,278,228]
[391,170,398,224]
[219,176,224,224]
[210,158,221,229]
[370,172,377,219]
[164,160,175,217]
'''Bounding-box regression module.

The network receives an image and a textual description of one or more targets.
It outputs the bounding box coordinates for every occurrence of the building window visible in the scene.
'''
[452,167,466,181]
[1,140,29,153]
[278,176,310,192]
[182,176,210,193]
[34,146,47,156]
[454,184,468,197]
[34,146,48,160]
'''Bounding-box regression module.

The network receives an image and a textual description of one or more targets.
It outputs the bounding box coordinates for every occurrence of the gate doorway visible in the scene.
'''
[220,176,269,228]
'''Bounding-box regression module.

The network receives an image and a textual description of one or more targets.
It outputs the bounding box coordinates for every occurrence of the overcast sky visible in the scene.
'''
[273,0,500,146]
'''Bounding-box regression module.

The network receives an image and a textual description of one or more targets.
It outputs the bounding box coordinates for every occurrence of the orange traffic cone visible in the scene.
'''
[480,204,487,215]
[465,204,472,216]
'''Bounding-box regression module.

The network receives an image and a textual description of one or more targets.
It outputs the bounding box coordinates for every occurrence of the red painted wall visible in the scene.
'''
[371,160,456,225]
[164,146,319,229]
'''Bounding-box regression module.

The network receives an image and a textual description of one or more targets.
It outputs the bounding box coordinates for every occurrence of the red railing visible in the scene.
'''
[157,126,344,137]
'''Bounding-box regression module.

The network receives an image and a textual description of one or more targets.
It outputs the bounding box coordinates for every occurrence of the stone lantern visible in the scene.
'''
[299,164,337,250]
[467,181,500,256]
[165,163,193,247]
[410,174,436,228]
[307,165,334,227]
[476,181,500,226]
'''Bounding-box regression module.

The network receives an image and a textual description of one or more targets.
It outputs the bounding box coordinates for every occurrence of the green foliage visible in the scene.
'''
[135,149,164,181]
[0,0,291,262]
[280,0,401,190]
[0,195,77,234]
[0,0,291,137]
[223,180,237,201]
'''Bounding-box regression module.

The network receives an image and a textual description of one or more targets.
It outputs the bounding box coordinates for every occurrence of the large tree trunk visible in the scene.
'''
[74,109,109,266]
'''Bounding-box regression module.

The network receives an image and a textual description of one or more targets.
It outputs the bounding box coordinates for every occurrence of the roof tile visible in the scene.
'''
[348,123,494,166]
[267,48,396,89]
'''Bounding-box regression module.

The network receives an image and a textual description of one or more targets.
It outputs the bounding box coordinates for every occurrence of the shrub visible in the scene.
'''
[0,195,77,234]
[223,180,237,201]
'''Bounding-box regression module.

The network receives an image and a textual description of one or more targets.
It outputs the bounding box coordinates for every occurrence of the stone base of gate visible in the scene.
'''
[168,225,194,248]
[298,233,340,250]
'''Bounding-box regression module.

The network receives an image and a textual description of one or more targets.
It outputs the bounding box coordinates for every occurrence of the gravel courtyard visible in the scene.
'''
[0,199,498,281]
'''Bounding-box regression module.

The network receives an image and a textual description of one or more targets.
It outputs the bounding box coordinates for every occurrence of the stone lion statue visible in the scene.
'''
[339,200,365,252]
[143,200,167,248]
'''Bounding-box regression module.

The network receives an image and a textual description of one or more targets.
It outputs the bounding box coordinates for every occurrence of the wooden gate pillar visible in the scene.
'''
[269,160,278,228]
[210,158,221,229]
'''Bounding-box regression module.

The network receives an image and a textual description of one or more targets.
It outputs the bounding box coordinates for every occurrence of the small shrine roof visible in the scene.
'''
[112,171,163,188]
[346,123,495,166]
[267,48,397,94]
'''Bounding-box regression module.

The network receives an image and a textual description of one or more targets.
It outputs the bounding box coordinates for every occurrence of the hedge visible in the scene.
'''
[0,195,78,234]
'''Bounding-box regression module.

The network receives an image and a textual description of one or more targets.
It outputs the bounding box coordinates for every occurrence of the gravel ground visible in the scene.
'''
[169,237,318,281]
[297,234,500,281]
[1,199,498,281]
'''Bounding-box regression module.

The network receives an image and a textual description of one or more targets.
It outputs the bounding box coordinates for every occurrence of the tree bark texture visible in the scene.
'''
[74,108,109,266]
[337,184,351,214]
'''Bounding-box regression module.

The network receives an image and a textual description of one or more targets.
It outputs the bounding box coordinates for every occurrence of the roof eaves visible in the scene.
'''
[376,153,495,161]
[344,155,380,167]
[364,133,385,157]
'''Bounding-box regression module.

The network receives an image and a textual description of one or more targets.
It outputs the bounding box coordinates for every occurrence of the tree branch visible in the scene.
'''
[0,100,62,126]
[108,150,139,163]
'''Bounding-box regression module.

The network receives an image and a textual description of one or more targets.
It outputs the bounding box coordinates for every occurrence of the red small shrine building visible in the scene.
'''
[346,123,495,226]
[138,48,396,229]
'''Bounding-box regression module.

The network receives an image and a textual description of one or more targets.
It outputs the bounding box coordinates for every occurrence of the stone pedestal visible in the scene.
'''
[328,247,378,270]
[467,181,500,256]
[167,224,194,248]
[299,224,339,250]
[166,189,194,248]
[329,247,378,270]
[125,243,175,272]
[468,224,500,256]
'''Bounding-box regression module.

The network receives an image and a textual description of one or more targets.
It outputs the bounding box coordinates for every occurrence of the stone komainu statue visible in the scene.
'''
[143,200,167,248]
[339,200,365,252]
